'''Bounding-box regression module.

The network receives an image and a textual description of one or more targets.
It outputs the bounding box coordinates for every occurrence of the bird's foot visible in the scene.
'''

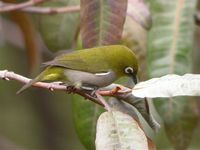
[58,82,78,94]
[66,85,77,94]
[72,83,98,96]
[81,86,99,98]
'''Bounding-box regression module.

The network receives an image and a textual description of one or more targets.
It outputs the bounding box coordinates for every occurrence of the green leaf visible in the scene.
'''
[95,111,148,150]
[148,0,198,149]
[191,1,200,148]
[35,0,80,52]
[72,95,104,150]
[108,97,159,132]
[80,0,127,48]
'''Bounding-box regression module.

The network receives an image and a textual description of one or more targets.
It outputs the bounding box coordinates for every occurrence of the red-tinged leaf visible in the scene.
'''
[80,0,127,48]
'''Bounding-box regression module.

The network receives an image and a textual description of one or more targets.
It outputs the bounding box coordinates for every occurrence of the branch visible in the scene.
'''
[0,70,134,110]
[0,0,45,13]
[22,5,80,14]
[0,1,80,14]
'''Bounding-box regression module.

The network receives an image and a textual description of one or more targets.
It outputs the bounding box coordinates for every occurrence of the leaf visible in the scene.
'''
[131,98,160,131]
[80,0,127,48]
[95,111,148,150]
[133,74,200,98]
[72,95,104,150]
[148,0,198,149]
[126,0,152,30]
[192,2,200,148]
[108,97,160,132]
[35,0,80,52]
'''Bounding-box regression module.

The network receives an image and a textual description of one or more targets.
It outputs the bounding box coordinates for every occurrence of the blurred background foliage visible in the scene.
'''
[1,0,200,150]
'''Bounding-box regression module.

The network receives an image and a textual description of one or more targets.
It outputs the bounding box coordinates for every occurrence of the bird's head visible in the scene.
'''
[107,45,138,84]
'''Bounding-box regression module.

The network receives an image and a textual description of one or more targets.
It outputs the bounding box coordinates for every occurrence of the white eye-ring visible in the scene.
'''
[124,67,134,74]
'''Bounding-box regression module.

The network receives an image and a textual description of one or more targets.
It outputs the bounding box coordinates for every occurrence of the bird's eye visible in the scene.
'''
[124,67,134,74]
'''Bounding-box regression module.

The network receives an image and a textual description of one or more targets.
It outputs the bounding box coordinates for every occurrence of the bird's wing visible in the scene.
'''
[43,49,110,73]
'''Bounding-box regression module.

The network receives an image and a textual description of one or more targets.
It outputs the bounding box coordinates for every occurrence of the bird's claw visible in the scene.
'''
[66,85,77,93]
[90,90,97,97]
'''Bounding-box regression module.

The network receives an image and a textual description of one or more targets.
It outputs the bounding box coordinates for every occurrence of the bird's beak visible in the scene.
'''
[131,74,138,85]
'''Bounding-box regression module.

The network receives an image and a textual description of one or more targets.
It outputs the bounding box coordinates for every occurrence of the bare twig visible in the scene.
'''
[0,70,103,107]
[0,70,134,111]
[0,1,80,14]
[96,92,111,111]
[22,5,80,14]
[0,0,46,13]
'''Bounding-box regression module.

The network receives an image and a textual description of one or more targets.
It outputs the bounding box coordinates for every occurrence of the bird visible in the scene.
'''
[17,45,138,94]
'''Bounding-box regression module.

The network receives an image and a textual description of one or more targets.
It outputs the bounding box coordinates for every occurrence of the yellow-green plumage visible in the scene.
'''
[43,45,138,75]
[17,45,138,94]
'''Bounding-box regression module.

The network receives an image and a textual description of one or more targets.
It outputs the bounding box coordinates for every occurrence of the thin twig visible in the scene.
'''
[0,1,80,14]
[0,70,103,106]
[0,0,46,13]
[22,5,80,14]
[0,70,133,111]
[96,92,111,111]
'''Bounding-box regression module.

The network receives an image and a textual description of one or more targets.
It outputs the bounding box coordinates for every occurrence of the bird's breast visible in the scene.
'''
[64,69,117,87]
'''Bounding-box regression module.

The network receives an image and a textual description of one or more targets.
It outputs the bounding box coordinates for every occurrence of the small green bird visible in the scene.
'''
[17,45,138,94]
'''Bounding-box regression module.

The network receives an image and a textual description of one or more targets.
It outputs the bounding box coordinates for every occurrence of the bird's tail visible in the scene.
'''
[16,75,41,94]
[16,66,63,94]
